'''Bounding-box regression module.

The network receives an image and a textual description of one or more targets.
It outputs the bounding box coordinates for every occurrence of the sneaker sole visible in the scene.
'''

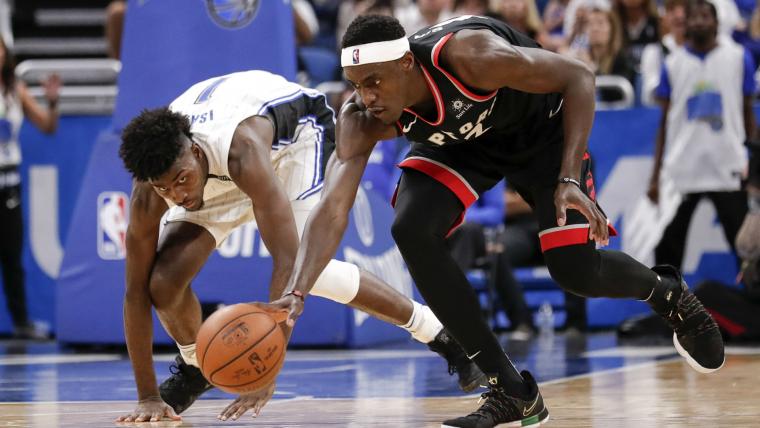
[441,407,550,427]
[672,332,724,374]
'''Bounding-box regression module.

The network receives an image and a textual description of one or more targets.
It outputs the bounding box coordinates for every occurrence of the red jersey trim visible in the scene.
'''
[431,33,498,102]
[402,64,446,127]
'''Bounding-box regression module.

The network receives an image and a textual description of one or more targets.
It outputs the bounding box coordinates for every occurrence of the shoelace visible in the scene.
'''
[471,389,519,422]
[667,292,718,336]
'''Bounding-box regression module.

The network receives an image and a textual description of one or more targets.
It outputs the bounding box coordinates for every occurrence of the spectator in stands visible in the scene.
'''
[337,1,396,51]
[294,0,320,45]
[0,38,60,339]
[396,0,454,34]
[453,0,489,16]
[105,1,125,60]
[613,0,659,71]
[562,0,609,48]
[648,0,755,272]
[489,0,546,41]
[732,1,760,71]
[541,0,571,50]
[640,0,686,106]
[563,7,635,101]
[620,140,760,343]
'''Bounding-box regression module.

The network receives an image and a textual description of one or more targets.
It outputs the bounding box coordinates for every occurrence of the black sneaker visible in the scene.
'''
[159,355,214,414]
[651,265,725,373]
[428,330,488,392]
[442,370,549,428]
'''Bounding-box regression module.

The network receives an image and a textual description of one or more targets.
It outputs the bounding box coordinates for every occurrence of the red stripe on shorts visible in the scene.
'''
[398,158,478,208]
[539,224,619,252]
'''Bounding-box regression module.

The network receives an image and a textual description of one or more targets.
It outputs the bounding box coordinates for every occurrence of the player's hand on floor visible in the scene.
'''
[218,381,277,421]
[249,294,303,327]
[555,182,609,246]
[115,396,181,423]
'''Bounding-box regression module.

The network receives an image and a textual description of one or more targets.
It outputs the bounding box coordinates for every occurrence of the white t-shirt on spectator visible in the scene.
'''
[640,34,680,106]
[656,40,755,193]
[394,4,454,35]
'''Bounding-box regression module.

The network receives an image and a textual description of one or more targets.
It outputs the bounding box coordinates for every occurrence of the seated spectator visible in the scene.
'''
[733,1,760,72]
[337,0,396,45]
[640,0,686,106]
[453,0,489,16]
[541,0,572,50]
[395,0,454,34]
[105,1,126,60]
[613,0,659,71]
[489,0,548,43]
[563,7,635,101]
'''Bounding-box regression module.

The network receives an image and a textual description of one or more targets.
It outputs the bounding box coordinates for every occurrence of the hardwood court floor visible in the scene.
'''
[1,354,757,427]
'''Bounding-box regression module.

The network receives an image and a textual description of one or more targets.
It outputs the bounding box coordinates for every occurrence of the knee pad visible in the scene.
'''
[309,259,360,304]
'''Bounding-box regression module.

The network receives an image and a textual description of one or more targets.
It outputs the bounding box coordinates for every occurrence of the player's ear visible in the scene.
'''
[399,52,414,71]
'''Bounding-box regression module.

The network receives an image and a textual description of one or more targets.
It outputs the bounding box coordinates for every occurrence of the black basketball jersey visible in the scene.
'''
[397,15,564,153]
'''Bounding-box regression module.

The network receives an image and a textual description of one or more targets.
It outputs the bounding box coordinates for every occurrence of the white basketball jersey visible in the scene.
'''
[167,70,335,206]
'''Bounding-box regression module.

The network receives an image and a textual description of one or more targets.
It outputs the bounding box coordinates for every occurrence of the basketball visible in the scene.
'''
[195,303,286,394]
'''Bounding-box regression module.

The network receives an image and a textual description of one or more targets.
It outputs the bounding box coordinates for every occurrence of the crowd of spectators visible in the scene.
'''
[304,0,760,105]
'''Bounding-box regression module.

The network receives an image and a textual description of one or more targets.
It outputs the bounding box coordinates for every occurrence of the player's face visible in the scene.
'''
[686,4,717,44]
[150,141,206,211]
[344,57,412,125]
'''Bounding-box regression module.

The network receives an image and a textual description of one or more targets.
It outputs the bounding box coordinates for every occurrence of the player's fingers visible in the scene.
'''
[165,406,182,421]
[135,413,149,422]
[555,200,567,227]
[219,402,238,420]
[589,204,608,245]
[231,404,251,420]
[268,309,290,324]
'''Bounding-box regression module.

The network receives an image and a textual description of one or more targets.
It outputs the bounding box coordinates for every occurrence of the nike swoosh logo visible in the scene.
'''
[401,116,418,133]
[466,350,481,360]
[523,394,540,416]
[548,98,564,119]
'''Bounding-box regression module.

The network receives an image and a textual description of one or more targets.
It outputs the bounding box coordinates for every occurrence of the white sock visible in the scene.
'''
[177,342,199,367]
[400,300,443,344]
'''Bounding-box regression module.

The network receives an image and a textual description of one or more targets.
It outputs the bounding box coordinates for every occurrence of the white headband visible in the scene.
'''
[341,37,410,67]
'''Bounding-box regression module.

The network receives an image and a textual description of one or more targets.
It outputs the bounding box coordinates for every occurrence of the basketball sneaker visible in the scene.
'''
[159,355,214,414]
[441,370,549,428]
[428,330,488,392]
[651,265,725,373]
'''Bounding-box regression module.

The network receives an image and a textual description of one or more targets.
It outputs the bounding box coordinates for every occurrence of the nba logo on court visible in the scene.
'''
[97,191,129,260]
[352,49,360,64]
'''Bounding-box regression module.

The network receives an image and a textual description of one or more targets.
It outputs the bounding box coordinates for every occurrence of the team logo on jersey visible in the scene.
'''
[352,49,360,64]
[206,0,260,29]
[97,191,129,260]
[451,99,472,119]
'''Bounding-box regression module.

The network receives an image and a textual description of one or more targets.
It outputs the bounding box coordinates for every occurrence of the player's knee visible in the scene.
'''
[148,268,185,310]
[544,247,605,298]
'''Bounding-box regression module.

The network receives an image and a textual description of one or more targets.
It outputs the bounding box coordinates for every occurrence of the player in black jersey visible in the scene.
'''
[261,14,725,428]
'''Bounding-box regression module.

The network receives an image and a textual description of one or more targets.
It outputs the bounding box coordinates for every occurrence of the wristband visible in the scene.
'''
[283,290,304,302]
[558,177,582,188]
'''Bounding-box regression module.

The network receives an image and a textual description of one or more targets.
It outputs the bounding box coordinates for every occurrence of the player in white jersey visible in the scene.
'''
[115,71,485,423]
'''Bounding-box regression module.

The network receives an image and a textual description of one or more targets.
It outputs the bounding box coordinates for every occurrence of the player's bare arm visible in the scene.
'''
[271,95,395,321]
[648,98,670,204]
[441,29,609,244]
[227,115,300,304]
[117,181,178,423]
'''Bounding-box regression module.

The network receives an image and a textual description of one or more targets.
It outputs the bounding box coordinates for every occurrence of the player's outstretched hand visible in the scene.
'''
[115,396,181,423]
[554,182,609,246]
[217,381,277,421]
[249,295,303,328]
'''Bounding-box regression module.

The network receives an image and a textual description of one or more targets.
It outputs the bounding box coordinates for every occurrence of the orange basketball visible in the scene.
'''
[195,303,286,394]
